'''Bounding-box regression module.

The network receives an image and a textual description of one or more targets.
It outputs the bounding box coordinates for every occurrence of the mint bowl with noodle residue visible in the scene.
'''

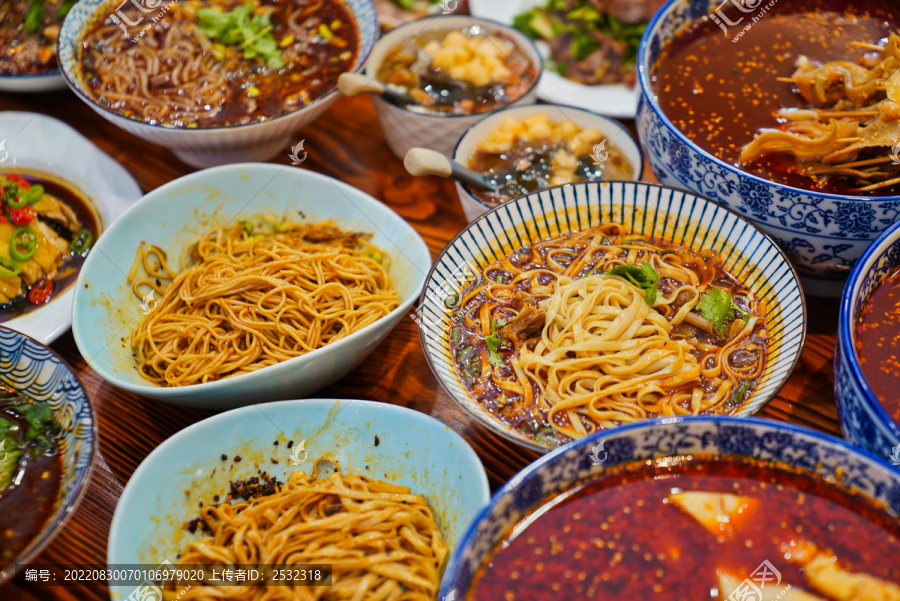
[71,163,431,409]
[107,398,490,600]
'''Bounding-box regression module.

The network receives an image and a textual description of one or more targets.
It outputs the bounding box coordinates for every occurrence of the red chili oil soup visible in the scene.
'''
[652,0,900,196]
[468,455,900,600]
[857,267,900,423]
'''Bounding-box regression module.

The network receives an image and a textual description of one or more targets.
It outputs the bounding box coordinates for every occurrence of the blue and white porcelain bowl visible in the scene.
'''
[58,0,378,168]
[636,0,900,296]
[419,180,807,452]
[439,416,900,598]
[0,327,96,585]
[835,219,900,464]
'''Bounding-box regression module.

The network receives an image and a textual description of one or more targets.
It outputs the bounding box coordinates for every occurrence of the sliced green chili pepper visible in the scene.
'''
[7,194,27,209]
[22,185,44,206]
[241,219,254,234]
[70,228,93,255]
[10,226,37,262]
[0,256,21,278]
[444,293,459,309]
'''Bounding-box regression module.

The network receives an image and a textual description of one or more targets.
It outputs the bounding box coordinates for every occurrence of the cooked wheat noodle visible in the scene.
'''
[129,221,400,387]
[450,224,767,442]
[163,462,448,600]
[518,274,760,439]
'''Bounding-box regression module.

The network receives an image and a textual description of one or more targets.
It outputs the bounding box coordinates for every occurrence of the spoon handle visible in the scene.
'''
[404,148,496,193]
[338,73,418,106]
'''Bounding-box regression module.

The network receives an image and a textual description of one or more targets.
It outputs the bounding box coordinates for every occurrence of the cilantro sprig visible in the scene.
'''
[607,261,660,305]
[197,2,284,69]
[697,287,749,336]
[485,319,507,368]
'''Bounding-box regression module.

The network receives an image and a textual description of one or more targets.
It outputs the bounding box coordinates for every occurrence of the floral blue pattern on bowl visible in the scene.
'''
[836,219,900,464]
[418,180,807,453]
[439,416,900,598]
[636,0,900,287]
[0,327,96,584]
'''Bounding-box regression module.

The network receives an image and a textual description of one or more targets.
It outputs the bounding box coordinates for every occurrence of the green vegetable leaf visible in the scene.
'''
[572,32,598,61]
[607,261,660,305]
[485,332,504,367]
[730,380,752,406]
[24,1,44,32]
[485,319,507,368]
[533,427,557,446]
[0,443,24,492]
[697,287,747,336]
[197,2,283,69]
[57,0,76,19]
[567,6,601,22]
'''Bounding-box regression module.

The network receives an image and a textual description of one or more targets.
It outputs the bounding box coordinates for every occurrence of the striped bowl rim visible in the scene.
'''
[419,180,808,452]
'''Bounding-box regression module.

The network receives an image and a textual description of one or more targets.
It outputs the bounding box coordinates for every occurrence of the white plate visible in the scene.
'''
[0,70,67,93]
[468,0,640,118]
[0,112,142,343]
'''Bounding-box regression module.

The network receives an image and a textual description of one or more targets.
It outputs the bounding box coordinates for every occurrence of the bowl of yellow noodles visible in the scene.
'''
[71,163,430,409]
[419,181,807,452]
[107,398,490,600]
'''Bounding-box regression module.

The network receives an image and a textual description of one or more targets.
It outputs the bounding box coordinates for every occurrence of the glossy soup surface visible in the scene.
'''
[80,0,358,128]
[470,455,900,600]
[653,0,900,195]
[857,268,900,423]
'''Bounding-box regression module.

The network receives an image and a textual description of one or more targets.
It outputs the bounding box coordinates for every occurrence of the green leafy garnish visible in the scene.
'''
[607,261,660,305]
[24,0,44,33]
[0,396,60,491]
[730,380,752,406]
[485,318,507,368]
[197,1,284,69]
[697,287,748,336]
[241,219,254,234]
[57,0,75,19]
[533,427,557,446]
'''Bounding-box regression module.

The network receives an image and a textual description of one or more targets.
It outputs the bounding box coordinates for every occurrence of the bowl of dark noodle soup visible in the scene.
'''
[57,0,378,167]
[419,180,806,452]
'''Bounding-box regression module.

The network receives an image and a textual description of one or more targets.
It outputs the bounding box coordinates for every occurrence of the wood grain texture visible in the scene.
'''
[0,84,839,601]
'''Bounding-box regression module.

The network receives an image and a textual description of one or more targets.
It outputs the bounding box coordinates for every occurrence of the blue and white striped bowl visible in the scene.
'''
[418,181,807,452]
[836,219,900,464]
[58,0,378,168]
[0,327,96,585]
[439,416,900,598]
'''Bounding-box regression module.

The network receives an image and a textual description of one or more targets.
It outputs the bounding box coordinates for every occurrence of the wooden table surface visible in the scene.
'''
[0,87,842,601]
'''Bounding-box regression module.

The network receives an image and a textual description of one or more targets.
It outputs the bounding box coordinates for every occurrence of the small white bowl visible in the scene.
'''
[107,398,490,601]
[71,163,431,409]
[58,0,379,168]
[0,111,141,343]
[363,14,542,160]
[453,104,644,221]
